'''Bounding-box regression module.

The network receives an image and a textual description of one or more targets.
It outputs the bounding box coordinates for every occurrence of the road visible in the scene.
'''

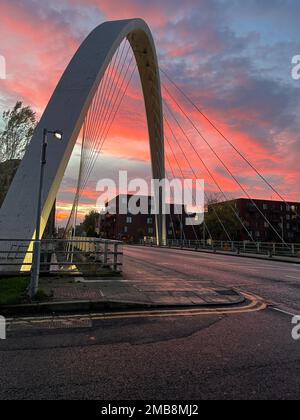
[0,246,300,400]
[125,246,300,314]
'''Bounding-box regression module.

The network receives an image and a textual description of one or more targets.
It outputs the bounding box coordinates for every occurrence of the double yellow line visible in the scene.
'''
[7,291,266,327]
[88,292,266,321]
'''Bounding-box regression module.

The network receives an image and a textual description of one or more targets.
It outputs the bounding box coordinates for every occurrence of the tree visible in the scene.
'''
[83,211,100,237]
[0,101,37,163]
[204,193,243,241]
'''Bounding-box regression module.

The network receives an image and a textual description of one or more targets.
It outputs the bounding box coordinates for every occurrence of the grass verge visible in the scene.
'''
[0,277,30,305]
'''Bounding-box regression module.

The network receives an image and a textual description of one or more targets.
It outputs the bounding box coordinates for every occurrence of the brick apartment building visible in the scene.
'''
[209,198,300,243]
[99,195,197,242]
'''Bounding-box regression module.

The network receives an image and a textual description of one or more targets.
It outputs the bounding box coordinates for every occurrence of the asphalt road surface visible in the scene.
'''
[1,246,300,400]
[125,246,300,314]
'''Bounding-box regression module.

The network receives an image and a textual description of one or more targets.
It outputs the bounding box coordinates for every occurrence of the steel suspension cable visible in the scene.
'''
[140,69,229,243]
[165,154,188,242]
[163,114,233,242]
[123,64,227,243]
[65,60,136,238]
[64,44,128,235]
[81,43,126,185]
[64,120,87,237]
[165,136,202,242]
[160,68,297,215]
[79,43,131,192]
[79,56,135,198]
[165,134,214,242]
[162,89,289,246]
[84,42,132,173]
[84,41,130,172]
[72,119,87,236]
[83,75,106,169]
[78,59,137,200]
[82,51,117,177]
[168,137,213,241]
[163,104,254,241]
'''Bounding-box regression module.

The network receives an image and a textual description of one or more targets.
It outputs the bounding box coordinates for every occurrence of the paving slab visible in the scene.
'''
[41,275,244,308]
[0,257,246,316]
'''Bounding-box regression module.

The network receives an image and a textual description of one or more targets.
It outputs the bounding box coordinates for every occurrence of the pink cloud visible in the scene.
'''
[0,1,78,113]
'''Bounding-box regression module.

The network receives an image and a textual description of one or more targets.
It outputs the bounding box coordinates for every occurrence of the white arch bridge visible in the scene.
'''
[0,19,296,275]
[0,19,167,274]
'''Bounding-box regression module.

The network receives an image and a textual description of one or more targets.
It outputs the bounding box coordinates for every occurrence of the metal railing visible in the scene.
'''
[0,237,123,276]
[141,238,300,259]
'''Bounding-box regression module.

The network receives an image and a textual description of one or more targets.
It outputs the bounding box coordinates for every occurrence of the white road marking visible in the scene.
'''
[270,307,297,317]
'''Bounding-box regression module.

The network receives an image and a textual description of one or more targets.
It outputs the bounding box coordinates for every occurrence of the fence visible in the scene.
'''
[0,237,123,276]
[141,238,300,259]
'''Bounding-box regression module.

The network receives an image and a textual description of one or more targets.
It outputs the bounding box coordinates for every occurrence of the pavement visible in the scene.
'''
[50,274,244,305]
[0,261,244,316]
[1,246,300,400]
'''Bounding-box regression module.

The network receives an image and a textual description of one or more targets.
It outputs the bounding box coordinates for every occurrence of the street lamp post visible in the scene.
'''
[29,128,63,298]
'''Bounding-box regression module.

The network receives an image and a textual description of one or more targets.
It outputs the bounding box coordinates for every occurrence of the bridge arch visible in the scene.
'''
[0,19,166,251]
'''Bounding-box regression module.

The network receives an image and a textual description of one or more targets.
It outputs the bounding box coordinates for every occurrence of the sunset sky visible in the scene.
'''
[0,0,299,226]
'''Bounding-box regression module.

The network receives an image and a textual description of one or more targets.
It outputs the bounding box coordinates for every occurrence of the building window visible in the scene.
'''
[147,217,153,225]
[263,204,268,210]
[124,226,128,234]
[148,228,154,235]
[126,217,132,224]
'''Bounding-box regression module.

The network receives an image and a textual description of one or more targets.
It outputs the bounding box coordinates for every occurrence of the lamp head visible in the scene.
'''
[53,130,63,141]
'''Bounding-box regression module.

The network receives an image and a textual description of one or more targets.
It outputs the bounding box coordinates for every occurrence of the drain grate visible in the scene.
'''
[216,289,238,297]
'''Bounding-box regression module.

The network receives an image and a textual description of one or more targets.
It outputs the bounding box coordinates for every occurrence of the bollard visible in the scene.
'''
[269,249,273,258]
